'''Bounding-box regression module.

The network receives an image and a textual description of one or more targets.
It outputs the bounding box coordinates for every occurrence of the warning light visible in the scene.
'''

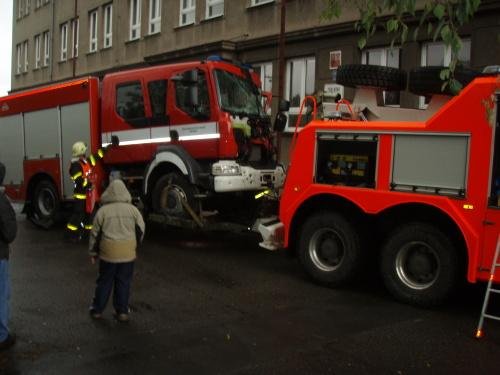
[463,204,474,210]
[475,329,483,338]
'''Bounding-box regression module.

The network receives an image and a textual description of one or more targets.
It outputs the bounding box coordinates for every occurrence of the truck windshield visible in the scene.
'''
[214,69,263,117]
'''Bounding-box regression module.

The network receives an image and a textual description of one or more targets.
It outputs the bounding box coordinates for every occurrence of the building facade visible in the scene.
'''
[11,0,500,132]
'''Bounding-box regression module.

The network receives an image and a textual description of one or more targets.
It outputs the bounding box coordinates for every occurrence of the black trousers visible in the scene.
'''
[66,199,92,235]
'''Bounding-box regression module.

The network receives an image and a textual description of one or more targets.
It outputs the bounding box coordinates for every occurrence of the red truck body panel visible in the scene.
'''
[280,76,500,284]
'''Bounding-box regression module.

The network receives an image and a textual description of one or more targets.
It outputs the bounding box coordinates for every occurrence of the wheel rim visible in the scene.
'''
[308,228,345,272]
[160,184,187,215]
[395,241,440,290]
[37,187,56,217]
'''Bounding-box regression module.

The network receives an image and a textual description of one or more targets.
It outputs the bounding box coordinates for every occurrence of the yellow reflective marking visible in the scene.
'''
[97,149,104,158]
[74,194,86,199]
[71,171,83,180]
[84,225,93,230]
[82,179,88,187]
[66,224,78,231]
[255,189,271,200]
[89,155,96,166]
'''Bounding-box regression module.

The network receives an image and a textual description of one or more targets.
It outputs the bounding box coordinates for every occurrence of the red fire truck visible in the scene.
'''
[259,65,500,306]
[0,58,285,229]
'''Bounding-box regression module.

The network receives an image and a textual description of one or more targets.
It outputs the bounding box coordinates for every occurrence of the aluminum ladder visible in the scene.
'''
[475,235,500,338]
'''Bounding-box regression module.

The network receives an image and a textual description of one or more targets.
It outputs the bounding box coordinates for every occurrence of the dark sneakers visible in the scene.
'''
[0,334,16,351]
[89,309,102,320]
[115,313,130,323]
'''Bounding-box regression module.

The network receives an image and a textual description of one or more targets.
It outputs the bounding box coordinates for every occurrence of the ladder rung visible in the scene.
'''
[489,289,500,294]
[483,314,500,321]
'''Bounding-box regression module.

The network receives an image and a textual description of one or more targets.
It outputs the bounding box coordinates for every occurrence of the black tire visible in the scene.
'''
[31,180,60,225]
[408,66,480,96]
[380,223,459,307]
[298,211,363,286]
[151,172,197,218]
[336,64,407,91]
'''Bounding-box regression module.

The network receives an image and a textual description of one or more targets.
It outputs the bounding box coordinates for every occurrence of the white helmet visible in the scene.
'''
[72,141,87,157]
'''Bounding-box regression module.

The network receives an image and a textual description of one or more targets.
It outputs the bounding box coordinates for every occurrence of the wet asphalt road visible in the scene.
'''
[1,208,499,374]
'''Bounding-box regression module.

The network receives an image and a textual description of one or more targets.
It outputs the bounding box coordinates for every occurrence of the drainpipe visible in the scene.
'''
[72,0,78,77]
[277,0,286,162]
[49,0,55,82]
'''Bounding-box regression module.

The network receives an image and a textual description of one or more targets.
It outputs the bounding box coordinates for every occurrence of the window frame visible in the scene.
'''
[284,56,316,131]
[60,22,68,61]
[16,44,22,75]
[149,0,161,34]
[103,3,113,48]
[89,9,98,53]
[361,46,401,107]
[130,0,141,41]
[250,0,274,7]
[179,0,196,27]
[23,40,29,72]
[43,30,50,67]
[34,34,41,69]
[206,0,224,19]
[71,18,79,58]
[419,39,471,108]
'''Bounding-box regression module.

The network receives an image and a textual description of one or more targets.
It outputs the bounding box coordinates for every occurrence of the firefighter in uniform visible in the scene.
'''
[66,141,105,241]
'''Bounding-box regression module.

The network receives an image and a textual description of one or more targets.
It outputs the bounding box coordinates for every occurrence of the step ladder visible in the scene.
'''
[475,235,500,339]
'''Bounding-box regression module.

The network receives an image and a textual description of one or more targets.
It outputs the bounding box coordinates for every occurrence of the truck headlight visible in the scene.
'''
[212,163,242,176]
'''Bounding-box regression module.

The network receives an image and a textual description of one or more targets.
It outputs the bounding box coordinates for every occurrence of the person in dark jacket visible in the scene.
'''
[0,162,18,351]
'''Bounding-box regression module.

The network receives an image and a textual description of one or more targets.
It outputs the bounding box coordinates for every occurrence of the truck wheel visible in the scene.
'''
[408,66,480,96]
[32,180,60,225]
[152,172,197,218]
[298,212,362,286]
[336,64,407,91]
[380,223,459,307]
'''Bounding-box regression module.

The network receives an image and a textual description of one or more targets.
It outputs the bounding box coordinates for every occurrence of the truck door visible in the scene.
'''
[483,94,500,278]
[103,78,169,164]
[168,67,219,159]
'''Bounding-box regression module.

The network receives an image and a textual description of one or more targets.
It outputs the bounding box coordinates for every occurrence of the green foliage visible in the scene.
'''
[322,0,482,93]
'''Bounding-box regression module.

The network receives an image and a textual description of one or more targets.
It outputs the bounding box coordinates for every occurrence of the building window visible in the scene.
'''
[35,0,48,9]
[130,0,141,40]
[179,0,195,27]
[253,62,273,112]
[23,40,29,72]
[43,30,50,66]
[361,47,401,106]
[206,0,223,19]
[16,44,22,75]
[251,0,274,6]
[285,56,316,129]
[149,0,161,34]
[71,18,79,58]
[89,9,98,52]
[18,0,23,19]
[60,22,68,61]
[419,39,471,108]
[103,4,112,48]
[34,34,41,68]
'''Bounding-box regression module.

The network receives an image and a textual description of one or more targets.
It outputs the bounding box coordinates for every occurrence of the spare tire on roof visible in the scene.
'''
[408,66,481,96]
[336,64,407,91]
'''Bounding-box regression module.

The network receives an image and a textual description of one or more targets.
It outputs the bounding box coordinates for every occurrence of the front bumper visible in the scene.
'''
[213,164,285,193]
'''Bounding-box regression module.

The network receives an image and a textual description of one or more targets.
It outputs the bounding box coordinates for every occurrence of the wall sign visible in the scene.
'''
[329,50,342,70]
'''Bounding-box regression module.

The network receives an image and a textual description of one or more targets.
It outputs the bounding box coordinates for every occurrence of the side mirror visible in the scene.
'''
[278,99,290,112]
[274,112,287,132]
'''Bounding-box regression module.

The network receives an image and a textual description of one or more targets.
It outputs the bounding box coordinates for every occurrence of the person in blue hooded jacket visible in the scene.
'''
[0,162,17,351]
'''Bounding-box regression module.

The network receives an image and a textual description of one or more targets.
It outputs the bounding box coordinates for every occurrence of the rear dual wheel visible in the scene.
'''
[380,223,460,307]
